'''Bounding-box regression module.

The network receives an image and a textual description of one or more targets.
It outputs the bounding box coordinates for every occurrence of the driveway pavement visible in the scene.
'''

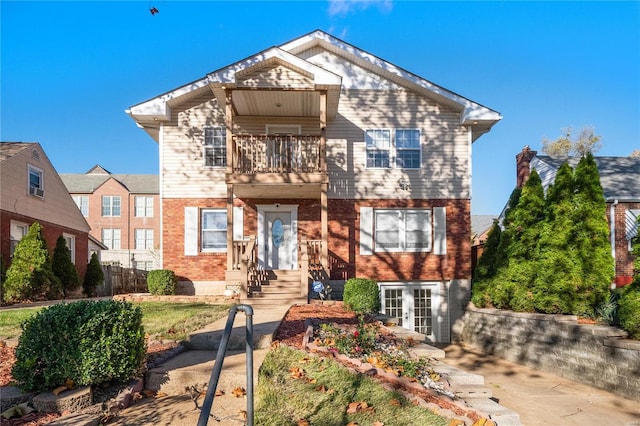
[438,343,640,426]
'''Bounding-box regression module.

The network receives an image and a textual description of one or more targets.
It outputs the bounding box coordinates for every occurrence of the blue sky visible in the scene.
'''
[2,1,639,215]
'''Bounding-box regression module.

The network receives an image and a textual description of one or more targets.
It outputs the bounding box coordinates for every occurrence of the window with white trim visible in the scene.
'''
[365,129,391,168]
[10,221,29,257]
[627,209,640,252]
[63,234,76,264]
[72,195,89,216]
[28,165,44,197]
[135,196,153,217]
[102,196,121,217]
[395,129,421,169]
[201,209,227,251]
[135,229,154,249]
[102,228,121,249]
[365,128,421,169]
[374,209,432,252]
[204,127,226,167]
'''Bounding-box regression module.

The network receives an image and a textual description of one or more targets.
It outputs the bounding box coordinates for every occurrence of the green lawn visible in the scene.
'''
[0,301,232,341]
[256,345,448,426]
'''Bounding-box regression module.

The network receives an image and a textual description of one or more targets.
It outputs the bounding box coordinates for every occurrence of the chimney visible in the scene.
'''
[516,146,537,188]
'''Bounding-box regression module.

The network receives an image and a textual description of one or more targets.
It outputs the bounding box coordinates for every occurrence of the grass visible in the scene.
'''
[256,345,448,426]
[0,301,232,341]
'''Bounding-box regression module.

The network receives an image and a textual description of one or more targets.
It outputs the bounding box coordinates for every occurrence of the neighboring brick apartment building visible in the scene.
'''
[126,30,501,343]
[516,146,640,286]
[60,166,160,271]
[0,142,91,283]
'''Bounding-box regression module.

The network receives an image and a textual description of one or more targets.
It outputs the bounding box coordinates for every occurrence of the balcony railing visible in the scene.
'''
[232,134,322,174]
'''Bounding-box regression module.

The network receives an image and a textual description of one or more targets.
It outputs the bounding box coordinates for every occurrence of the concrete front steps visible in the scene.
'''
[241,269,307,306]
[432,362,522,425]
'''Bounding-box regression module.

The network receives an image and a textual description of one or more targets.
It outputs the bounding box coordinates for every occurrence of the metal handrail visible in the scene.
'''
[197,304,254,426]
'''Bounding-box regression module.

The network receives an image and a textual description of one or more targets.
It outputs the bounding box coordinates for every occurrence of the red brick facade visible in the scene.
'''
[162,197,471,284]
[609,201,640,286]
[0,210,89,279]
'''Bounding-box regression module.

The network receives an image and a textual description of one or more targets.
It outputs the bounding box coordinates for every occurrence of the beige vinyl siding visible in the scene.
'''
[0,146,90,232]
[327,88,470,200]
[237,63,314,89]
[162,95,228,199]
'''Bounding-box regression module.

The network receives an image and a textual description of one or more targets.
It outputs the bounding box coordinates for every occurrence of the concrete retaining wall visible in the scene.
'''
[452,304,640,401]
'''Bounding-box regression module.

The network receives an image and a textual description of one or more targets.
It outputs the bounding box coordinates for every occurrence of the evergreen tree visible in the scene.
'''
[52,235,80,298]
[3,223,61,302]
[534,162,581,313]
[617,216,640,338]
[471,220,501,307]
[571,153,614,315]
[83,252,104,297]
[493,170,545,311]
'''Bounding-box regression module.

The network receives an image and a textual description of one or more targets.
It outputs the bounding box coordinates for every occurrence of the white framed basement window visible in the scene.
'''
[374,209,432,252]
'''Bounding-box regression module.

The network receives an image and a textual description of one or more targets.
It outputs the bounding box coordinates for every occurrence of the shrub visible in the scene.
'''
[147,269,177,295]
[3,222,61,302]
[83,252,104,297]
[342,278,380,314]
[618,283,640,339]
[12,300,146,392]
[52,235,79,297]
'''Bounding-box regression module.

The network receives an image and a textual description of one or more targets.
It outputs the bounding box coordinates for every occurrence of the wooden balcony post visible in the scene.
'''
[320,90,327,173]
[321,183,328,269]
[299,241,309,298]
[225,88,233,175]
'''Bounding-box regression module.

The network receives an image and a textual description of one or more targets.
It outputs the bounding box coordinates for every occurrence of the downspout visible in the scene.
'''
[610,199,618,289]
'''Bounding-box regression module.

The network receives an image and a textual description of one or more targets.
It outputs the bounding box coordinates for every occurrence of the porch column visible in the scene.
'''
[227,184,234,270]
[225,88,233,175]
[320,90,327,173]
[321,183,328,269]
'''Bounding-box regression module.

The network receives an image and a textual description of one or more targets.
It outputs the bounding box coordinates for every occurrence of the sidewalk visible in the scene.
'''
[438,343,640,426]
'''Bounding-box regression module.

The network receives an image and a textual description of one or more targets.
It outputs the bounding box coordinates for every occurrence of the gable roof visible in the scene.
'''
[0,142,34,162]
[532,155,640,201]
[60,166,158,194]
[127,30,501,142]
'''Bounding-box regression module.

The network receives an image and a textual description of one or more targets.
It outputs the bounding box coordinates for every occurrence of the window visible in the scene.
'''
[63,234,76,264]
[374,209,431,252]
[626,209,640,251]
[102,228,121,249]
[201,209,227,251]
[28,165,44,197]
[204,127,226,167]
[72,195,89,216]
[135,229,154,249]
[10,221,29,256]
[365,129,391,168]
[135,196,153,217]
[365,128,421,169]
[395,129,421,169]
[137,261,154,271]
[102,196,121,216]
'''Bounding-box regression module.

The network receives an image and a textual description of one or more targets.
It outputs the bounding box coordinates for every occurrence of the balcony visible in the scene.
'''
[227,134,328,198]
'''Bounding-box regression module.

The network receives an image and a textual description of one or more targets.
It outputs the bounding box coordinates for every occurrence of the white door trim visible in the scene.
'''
[257,204,298,270]
[379,281,442,343]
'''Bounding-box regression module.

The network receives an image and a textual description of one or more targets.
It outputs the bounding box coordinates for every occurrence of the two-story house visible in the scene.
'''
[126,30,501,343]
[516,146,640,287]
[0,142,91,285]
[60,166,160,271]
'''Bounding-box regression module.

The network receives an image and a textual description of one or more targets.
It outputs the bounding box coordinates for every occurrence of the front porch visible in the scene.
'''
[226,237,326,304]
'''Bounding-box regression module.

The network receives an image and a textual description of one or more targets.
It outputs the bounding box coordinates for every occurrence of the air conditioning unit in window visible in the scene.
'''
[30,187,45,198]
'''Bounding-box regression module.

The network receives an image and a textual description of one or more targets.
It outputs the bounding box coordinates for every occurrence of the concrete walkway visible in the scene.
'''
[438,343,640,426]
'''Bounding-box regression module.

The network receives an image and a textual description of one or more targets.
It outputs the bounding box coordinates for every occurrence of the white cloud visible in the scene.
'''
[327,0,394,17]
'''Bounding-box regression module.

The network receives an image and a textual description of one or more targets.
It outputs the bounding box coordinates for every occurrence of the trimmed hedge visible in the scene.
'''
[618,282,640,339]
[147,269,177,295]
[12,300,146,392]
[343,278,380,314]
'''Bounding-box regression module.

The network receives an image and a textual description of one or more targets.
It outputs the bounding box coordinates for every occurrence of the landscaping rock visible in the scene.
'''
[0,385,34,412]
[33,386,92,414]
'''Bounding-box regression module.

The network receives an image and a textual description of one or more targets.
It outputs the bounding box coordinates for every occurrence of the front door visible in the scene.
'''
[380,284,439,342]
[264,211,293,269]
